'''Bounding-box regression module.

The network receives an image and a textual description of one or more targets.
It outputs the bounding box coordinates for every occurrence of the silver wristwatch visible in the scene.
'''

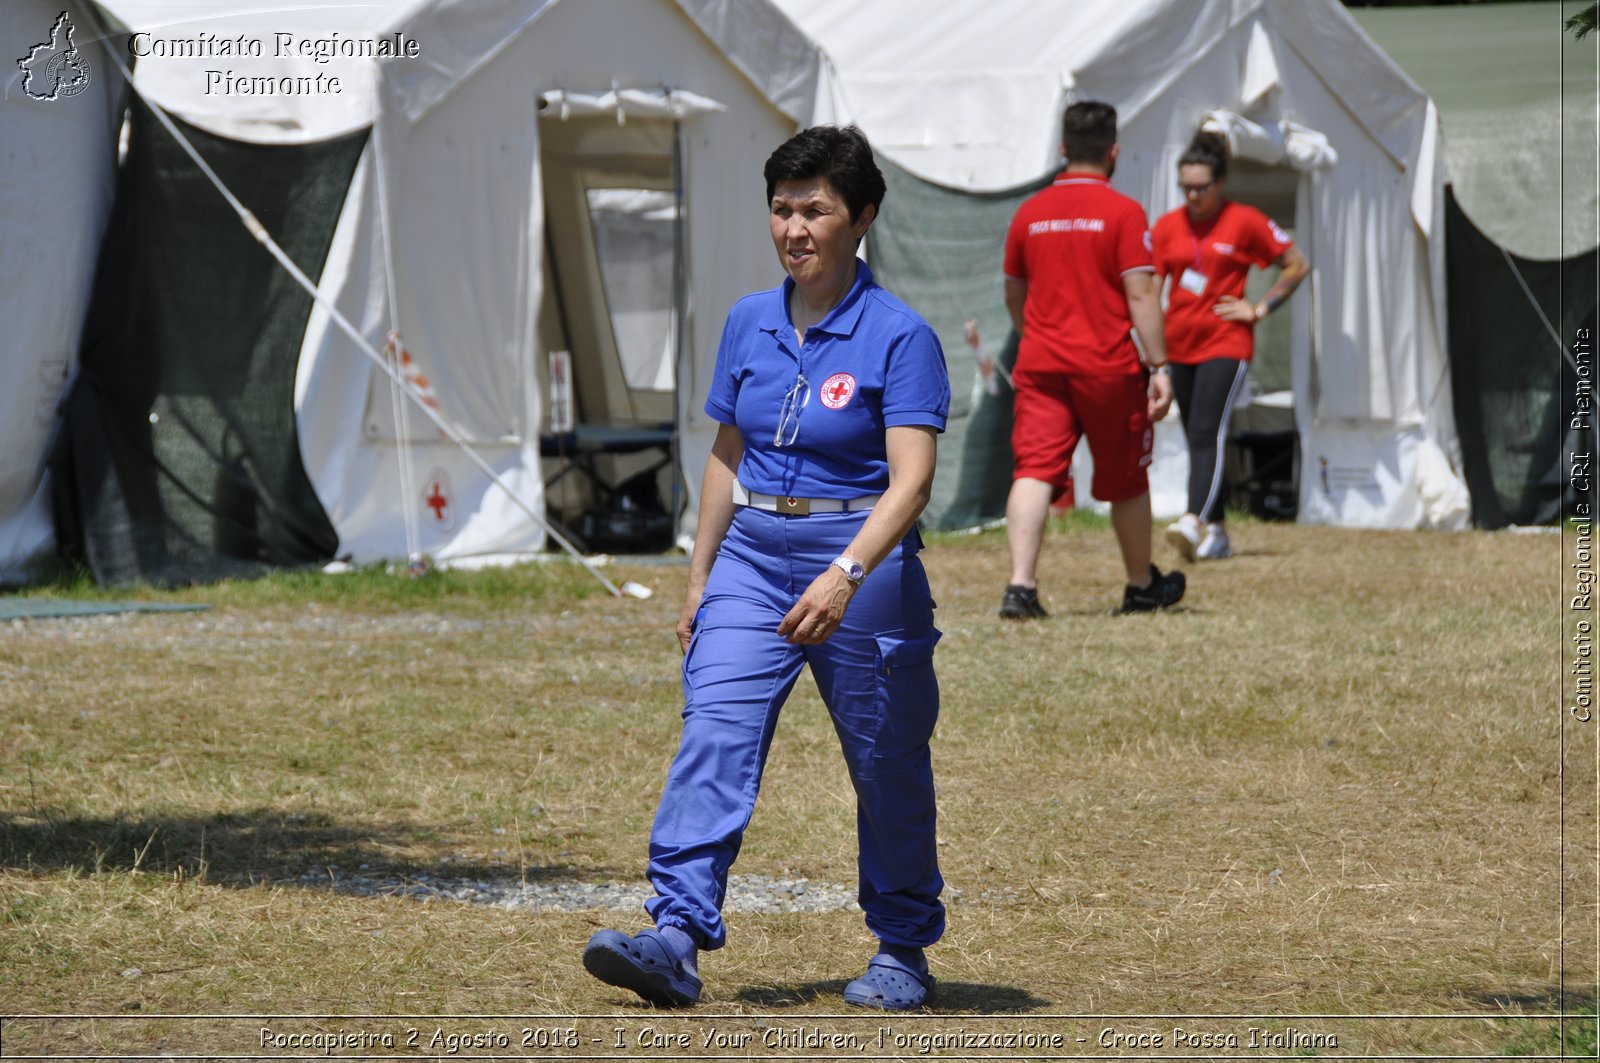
[831,556,866,587]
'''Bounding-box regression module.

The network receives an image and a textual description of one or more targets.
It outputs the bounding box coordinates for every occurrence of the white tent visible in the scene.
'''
[3,0,830,582]
[771,0,1472,530]
[286,0,823,564]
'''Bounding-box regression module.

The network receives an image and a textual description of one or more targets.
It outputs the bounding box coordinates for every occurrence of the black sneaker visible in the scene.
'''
[999,584,1048,620]
[1120,565,1185,613]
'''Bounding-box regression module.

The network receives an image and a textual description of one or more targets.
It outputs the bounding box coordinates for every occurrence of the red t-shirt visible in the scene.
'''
[1003,173,1155,376]
[1152,200,1292,364]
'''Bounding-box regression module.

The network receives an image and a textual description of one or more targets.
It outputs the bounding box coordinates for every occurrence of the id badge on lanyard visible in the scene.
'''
[1180,223,1209,296]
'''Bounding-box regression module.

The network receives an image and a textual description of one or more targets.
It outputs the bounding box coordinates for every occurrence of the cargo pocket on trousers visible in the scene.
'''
[871,628,941,760]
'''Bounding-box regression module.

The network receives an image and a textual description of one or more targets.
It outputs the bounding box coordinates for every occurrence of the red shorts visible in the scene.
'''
[1011,369,1152,503]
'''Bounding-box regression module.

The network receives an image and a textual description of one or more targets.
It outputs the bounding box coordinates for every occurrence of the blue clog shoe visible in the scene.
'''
[842,951,934,1010]
[582,928,701,1007]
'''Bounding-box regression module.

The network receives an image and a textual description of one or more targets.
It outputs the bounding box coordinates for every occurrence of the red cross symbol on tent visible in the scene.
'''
[421,467,455,529]
[426,481,448,521]
[819,371,856,410]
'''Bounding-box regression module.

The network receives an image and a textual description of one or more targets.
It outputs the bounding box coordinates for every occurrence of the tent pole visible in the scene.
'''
[371,121,425,571]
[671,108,688,541]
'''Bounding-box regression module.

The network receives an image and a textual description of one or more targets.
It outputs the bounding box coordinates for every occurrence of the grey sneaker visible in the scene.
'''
[1164,515,1200,561]
[998,584,1048,620]
[1196,523,1232,560]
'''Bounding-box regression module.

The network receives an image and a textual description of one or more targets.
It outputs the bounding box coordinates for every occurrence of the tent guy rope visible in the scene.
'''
[1499,244,1583,377]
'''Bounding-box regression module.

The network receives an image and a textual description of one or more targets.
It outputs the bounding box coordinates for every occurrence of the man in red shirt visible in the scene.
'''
[999,100,1185,617]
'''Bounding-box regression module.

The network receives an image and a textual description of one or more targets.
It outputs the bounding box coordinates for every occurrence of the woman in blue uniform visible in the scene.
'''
[583,126,951,1011]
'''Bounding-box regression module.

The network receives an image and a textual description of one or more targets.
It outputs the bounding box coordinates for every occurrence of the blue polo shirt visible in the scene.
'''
[705,261,950,499]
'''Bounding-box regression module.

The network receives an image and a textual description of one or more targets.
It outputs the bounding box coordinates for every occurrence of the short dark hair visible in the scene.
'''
[1061,101,1118,165]
[1178,129,1229,181]
[763,125,885,223]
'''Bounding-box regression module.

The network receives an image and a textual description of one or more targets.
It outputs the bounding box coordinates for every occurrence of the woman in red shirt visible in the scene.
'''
[1153,131,1307,561]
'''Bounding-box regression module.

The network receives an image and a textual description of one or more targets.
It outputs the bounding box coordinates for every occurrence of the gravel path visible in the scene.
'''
[293,869,863,914]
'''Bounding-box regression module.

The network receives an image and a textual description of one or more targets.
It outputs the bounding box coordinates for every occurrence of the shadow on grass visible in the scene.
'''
[733,979,1048,1013]
[0,809,604,886]
[1041,604,1201,618]
[1471,990,1599,1012]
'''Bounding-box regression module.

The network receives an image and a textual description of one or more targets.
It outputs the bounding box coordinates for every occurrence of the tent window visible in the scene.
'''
[586,188,677,394]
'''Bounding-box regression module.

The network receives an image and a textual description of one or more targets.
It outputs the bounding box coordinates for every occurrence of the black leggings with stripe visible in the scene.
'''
[1170,358,1250,523]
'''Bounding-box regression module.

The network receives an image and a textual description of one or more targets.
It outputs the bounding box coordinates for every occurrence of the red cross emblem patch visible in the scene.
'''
[819,372,857,410]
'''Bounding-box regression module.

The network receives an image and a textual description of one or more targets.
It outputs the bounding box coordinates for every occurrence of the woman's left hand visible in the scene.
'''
[773,426,934,646]
[776,568,856,644]
[1146,369,1174,422]
[1213,295,1261,323]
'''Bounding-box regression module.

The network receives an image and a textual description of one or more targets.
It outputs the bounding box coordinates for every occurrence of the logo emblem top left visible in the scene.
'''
[18,11,92,101]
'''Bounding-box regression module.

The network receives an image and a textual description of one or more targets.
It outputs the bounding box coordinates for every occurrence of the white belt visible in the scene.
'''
[732,481,881,516]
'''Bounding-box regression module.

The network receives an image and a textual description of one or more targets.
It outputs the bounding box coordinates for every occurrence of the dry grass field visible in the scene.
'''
[0,516,1591,1059]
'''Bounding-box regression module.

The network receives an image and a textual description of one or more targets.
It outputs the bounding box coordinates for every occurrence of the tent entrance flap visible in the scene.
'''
[539,115,677,429]
[1220,159,1304,521]
[537,113,684,545]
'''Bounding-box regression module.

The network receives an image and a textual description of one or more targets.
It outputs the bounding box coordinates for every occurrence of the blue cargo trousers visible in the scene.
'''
[645,504,944,951]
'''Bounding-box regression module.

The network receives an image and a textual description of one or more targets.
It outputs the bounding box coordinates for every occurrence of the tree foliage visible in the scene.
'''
[1570,2,1597,40]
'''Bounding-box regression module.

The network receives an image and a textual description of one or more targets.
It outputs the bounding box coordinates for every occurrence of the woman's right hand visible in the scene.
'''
[1212,294,1261,323]
[676,588,704,654]
[676,422,742,655]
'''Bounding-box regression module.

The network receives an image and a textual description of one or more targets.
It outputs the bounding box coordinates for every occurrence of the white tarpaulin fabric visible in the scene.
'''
[1199,111,1339,174]
[672,0,825,126]
[88,0,415,144]
[769,0,1469,530]
[1,0,125,580]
